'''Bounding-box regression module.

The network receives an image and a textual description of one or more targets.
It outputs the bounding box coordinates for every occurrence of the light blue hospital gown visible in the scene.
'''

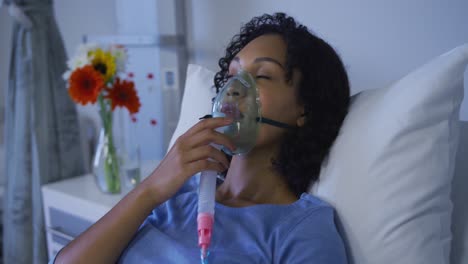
[117,187,348,263]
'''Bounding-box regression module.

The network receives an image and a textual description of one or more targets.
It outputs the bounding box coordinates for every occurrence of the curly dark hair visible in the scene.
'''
[214,13,350,197]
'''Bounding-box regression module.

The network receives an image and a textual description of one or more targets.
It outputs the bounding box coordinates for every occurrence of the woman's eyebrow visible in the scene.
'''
[232,56,285,70]
[254,57,285,69]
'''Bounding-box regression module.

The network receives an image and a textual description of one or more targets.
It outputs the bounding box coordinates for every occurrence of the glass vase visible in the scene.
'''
[93,128,121,194]
[121,143,141,191]
[93,95,121,194]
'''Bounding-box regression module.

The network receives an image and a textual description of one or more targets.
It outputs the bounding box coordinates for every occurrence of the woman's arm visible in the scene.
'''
[54,117,234,264]
[54,181,159,264]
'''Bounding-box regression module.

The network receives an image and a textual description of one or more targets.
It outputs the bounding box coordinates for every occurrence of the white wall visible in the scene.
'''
[0,0,467,163]
[1,0,467,124]
[54,0,118,57]
[54,0,119,128]
[185,0,468,119]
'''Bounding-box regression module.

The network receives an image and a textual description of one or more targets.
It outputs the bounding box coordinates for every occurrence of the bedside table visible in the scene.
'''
[41,161,159,260]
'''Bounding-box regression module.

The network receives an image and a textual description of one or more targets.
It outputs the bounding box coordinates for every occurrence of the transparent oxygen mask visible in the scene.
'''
[212,69,261,156]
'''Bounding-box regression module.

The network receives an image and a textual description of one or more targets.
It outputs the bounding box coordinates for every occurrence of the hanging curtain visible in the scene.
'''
[2,0,85,263]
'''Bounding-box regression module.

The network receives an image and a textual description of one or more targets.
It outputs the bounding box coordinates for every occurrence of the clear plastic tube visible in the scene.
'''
[198,170,217,214]
[196,69,258,263]
[197,170,217,263]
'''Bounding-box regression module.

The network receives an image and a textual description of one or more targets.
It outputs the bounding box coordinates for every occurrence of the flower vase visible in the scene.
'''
[93,128,121,194]
[93,96,121,194]
[64,43,141,194]
[121,143,141,191]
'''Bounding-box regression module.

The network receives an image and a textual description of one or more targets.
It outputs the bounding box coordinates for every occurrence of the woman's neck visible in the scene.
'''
[215,147,297,207]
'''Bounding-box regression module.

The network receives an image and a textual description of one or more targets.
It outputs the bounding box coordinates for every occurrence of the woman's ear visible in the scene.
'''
[296,112,306,127]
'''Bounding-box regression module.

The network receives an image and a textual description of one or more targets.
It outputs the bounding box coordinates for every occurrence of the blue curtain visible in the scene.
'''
[3,0,85,263]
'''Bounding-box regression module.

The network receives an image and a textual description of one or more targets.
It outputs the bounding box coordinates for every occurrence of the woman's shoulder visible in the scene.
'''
[269,193,340,241]
[296,193,333,209]
[294,194,336,227]
[276,193,348,263]
[291,192,336,218]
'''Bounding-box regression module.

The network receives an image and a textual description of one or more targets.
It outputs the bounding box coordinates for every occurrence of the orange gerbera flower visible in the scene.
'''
[106,78,141,114]
[68,65,104,105]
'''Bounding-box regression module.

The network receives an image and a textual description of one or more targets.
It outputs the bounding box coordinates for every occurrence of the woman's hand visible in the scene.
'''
[54,117,235,264]
[141,117,235,206]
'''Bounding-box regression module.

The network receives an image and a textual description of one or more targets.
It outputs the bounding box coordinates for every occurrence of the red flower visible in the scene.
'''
[68,65,104,105]
[105,78,141,114]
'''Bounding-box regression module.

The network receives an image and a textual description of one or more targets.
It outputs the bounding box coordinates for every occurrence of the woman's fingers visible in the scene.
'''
[177,117,236,153]
[183,145,230,169]
[157,117,234,184]
[189,129,236,152]
[184,117,233,138]
[143,118,235,204]
[187,159,226,174]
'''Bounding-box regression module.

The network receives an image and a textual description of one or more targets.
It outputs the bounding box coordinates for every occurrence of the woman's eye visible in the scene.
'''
[256,75,271,80]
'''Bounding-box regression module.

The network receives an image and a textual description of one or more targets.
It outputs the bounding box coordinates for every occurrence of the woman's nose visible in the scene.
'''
[226,84,246,99]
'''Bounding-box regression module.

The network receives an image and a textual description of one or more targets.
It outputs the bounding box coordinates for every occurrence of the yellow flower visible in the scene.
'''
[90,48,116,82]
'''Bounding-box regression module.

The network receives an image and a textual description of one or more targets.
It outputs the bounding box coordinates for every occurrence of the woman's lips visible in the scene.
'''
[221,103,242,120]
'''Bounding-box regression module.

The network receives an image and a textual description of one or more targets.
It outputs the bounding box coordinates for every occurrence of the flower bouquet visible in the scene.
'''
[64,44,141,193]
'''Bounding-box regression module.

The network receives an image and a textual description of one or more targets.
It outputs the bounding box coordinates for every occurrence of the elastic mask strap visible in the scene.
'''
[256,117,295,129]
[199,115,295,129]
[199,114,213,120]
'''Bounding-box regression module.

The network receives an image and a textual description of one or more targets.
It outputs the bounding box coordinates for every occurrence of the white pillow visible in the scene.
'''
[170,44,467,263]
[167,64,217,151]
[311,43,468,264]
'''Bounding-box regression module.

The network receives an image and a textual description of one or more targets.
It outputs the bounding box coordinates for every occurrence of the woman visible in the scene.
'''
[54,12,350,263]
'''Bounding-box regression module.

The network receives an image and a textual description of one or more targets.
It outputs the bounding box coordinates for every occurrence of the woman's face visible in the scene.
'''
[228,34,304,151]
